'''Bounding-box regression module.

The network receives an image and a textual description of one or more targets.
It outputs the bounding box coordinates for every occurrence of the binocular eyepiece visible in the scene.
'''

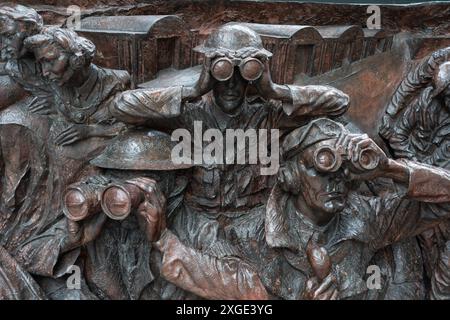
[100,183,143,221]
[210,57,264,82]
[313,145,379,173]
[63,182,145,221]
[63,183,103,221]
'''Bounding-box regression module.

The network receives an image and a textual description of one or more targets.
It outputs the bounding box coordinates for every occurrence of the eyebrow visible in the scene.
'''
[39,48,60,60]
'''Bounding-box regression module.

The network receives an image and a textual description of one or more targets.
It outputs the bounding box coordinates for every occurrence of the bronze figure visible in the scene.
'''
[1,2,450,301]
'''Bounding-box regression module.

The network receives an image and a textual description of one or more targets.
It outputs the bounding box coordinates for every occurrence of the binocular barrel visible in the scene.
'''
[354,148,379,171]
[100,183,144,221]
[211,57,264,82]
[313,145,380,173]
[63,183,102,221]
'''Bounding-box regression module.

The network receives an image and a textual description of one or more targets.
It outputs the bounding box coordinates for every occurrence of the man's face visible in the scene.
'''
[35,42,72,85]
[213,68,247,114]
[0,17,23,61]
[296,142,350,216]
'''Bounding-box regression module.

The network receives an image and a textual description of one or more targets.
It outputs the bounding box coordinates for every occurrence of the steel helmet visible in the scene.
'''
[194,23,272,58]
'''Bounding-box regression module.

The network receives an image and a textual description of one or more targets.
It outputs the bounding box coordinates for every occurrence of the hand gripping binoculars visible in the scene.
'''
[63,182,145,221]
[313,145,380,173]
[210,57,264,82]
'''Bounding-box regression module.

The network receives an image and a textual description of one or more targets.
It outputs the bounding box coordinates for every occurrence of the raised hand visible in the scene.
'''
[125,177,167,242]
[303,273,339,300]
[63,212,107,252]
[184,52,223,100]
[336,133,389,178]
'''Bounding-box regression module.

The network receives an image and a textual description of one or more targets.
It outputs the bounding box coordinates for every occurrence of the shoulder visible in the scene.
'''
[95,65,131,89]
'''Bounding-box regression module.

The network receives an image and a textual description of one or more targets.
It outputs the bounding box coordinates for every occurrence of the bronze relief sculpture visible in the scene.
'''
[1,1,450,301]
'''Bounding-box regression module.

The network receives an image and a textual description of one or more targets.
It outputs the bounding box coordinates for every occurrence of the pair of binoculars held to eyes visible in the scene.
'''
[210,57,264,82]
[313,145,380,173]
[63,182,145,221]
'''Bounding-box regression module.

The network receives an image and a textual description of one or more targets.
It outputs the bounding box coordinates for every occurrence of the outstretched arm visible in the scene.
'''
[155,229,269,300]
[130,177,269,300]
[339,134,450,250]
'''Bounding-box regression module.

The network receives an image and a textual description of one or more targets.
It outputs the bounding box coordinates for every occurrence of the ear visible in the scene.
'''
[278,162,301,194]
[69,52,84,70]
[277,165,290,191]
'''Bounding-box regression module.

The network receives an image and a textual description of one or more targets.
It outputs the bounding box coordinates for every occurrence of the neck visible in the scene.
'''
[212,97,242,121]
[295,194,335,227]
[67,65,91,88]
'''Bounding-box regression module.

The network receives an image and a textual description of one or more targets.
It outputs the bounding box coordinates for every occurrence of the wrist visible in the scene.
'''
[383,159,410,184]
[273,84,292,102]
[153,227,171,251]
[181,86,198,102]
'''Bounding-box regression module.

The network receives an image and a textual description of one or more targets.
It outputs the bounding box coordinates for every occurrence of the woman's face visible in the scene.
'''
[34,42,73,85]
[0,17,24,61]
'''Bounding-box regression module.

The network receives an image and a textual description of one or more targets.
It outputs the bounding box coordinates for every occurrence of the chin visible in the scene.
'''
[218,101,241,114]
[323,200,346,214]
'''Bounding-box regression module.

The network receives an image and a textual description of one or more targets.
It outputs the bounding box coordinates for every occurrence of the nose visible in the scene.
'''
[41,62,51,77]
[227,70,238,88]
[41,65,51,77]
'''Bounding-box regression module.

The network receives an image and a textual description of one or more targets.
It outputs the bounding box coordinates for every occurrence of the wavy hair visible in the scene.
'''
[0,3,43,35]
[24,27,96,69]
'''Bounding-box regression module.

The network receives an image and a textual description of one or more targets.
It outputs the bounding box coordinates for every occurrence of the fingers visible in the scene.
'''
[82,213,108,245]
[137,200,166,242]
[318,288,338,300]
[60,136,81,146]
[58,132,78,146]
[88,175,109,185]
[27,97,39,109]
[55,126,76,145]
[125,177,157,194]
[330,289,339,300]
[352,136,371,162]
[253,52,270,63]
[55,125,87,146]
[65,219,82,250]
[126,177,166,209]
[337,133,359,157]
[137,201,159,222]
[304,277,319,299]
[203,55,213,70]
[67,219,81,237]
[29,99,50,113]
[313,273,335,298]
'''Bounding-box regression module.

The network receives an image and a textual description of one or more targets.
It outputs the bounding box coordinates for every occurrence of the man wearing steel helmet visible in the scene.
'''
[110,24,349,299]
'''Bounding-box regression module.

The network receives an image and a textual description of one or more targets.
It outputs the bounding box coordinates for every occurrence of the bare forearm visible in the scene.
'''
[381,159,411,184]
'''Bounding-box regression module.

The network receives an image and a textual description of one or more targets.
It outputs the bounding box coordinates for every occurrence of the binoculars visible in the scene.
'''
[210,57,264,82]
[63,183,102,221]
[63,182,145,221]
[313,145,379,173]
